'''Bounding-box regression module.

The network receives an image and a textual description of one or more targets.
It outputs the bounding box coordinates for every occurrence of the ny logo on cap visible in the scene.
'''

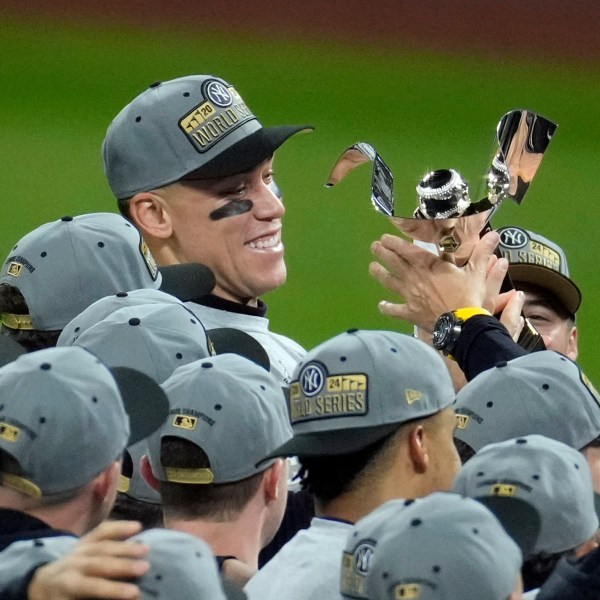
[500,227,528,249]
[299,364,325,397]
[205,81,233,107]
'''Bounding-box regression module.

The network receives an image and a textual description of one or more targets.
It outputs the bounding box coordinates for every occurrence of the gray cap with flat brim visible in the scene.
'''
[261,329,456,461]
[0,346,168,498]
[102,75,313,199]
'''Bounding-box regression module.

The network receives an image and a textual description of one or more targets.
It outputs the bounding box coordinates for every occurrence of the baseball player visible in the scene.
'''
[102,75,312,387]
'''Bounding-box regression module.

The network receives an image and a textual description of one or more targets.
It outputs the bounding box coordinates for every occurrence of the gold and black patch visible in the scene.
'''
[394,583,421,599]
[290,372,368,424]
[491,483,517,497]
[7,262,23,277]
[172,415,198,430]
[0,422,20,442]
[179,83,255,154]
[455,414,469,429]
[340,542,375,598]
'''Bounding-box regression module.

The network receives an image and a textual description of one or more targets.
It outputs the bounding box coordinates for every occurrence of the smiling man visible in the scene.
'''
[102,75,312,385]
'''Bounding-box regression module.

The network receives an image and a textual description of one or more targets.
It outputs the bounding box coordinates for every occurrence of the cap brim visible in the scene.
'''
[0,335,26,367]
[257,422,402,466]
[110,367,170,445]
[509,264,581,315]
[476,496,541,559]
[207,327,270,372]
[158,263,216,301]
[182,125,313,179]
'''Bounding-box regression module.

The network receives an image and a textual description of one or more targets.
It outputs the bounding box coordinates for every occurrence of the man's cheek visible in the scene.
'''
[209,199,253,220]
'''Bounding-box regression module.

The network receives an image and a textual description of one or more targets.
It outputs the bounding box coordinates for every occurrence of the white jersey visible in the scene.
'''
[244,517,352,600]
[186,301,305,386]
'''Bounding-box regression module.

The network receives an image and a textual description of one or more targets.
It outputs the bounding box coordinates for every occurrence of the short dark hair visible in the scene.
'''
[296,428,400,503]
[454,437,476,464]
[109,493,163,529]
[0,284,60,351]
[158,437,263,521]
[522,550,568,591]
[116,197,133,221]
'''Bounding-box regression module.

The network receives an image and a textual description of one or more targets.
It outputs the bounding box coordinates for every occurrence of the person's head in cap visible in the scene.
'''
[244,330,459,600]
[454,435,599,592]
[342,492,523,600]
[0,346,168,543]
[103,75,312,307]
[497,226,581,360]
[0,212,215,352]
[141,353,292,585]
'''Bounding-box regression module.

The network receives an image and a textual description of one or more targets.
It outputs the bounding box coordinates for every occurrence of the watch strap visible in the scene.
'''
[453,307,492,321]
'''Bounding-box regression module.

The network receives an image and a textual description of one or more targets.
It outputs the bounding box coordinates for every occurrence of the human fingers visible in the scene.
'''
[377,300,412,321]
[369,262,408,298]
[79,521,143,545]
[482,256,508,312]
[498,291,526,341]
[467,231,501,278]
[76,539,149,561]
[378,234,440,269]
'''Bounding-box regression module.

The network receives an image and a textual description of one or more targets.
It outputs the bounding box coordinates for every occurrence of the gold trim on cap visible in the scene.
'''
[165,467,214,484]
[0,472,42,498]
[1,313,34,330]
[118,475,131,493]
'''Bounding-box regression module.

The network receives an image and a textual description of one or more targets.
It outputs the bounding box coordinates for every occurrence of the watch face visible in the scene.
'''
[433,314,453,350]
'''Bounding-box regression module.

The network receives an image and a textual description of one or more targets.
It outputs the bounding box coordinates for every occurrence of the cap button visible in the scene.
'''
[149,81,162,88]
[61,216,73,222]
[128,318,141,326]
[495,361,508,369]
[346,328,359,334]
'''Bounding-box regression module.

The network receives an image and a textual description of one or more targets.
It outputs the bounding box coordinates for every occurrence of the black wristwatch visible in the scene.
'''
[432,307,491,357]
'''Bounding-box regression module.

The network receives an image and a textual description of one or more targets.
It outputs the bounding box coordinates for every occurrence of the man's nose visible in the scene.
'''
[252,182,285,220]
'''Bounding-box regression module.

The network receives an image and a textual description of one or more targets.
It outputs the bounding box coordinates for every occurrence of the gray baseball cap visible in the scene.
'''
[130,529,228,599]
[261,329,455,460]
[454,351,600,453]
[0,213,215,331]
[61,303,212,383]
[148,353,292,484]
[0,346,168,498]
[57,288,187,346]
[102,75,313,199]
[341,492,522,600]
[454,435,598,557]
[497,226,581,315]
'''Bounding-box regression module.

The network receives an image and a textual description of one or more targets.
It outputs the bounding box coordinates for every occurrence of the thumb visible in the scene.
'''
[467,231,501,278]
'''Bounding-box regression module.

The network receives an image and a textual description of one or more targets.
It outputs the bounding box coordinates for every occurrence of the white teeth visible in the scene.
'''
[248,234,279,250]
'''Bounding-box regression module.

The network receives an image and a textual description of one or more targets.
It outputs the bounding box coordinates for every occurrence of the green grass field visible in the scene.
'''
[1,16,599,378]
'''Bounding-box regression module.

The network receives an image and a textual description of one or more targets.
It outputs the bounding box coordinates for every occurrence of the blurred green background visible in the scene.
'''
[0,9,598,379]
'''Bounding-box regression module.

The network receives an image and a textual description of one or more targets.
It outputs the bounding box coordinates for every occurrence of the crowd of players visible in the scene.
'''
[0,74,597,599]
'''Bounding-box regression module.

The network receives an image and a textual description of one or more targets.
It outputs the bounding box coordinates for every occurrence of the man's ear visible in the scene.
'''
[140,455,160,491]
[567,325,579,361]
[91,460,122,503]
[129,192,173,240]
[262,459,284,503]
[407,425,428,474]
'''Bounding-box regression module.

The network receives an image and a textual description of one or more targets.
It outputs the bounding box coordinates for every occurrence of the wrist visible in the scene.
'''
[432,307,492,358]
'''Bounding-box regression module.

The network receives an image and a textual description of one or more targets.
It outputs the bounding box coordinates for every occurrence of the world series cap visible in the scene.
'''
[497,226,581,315]
[0,213,215,331]
[261,329,455,460]
[102,75,313,199]
[0,346,168,498]
[454,351,600,453]
[148,353,292,485]
[454,435,598,557]
[341,492,522,600]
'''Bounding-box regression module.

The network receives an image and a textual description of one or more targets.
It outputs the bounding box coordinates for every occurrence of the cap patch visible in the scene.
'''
[405,389,423,405]
[394,583,422,598]
[0,422,20,442]
[139,239,159,280]
[340,542,375,597]
[173,415,198,430]
[118,474,131,493]
[4,256,35,276]
[456,414,470,429]
[179,82,255,154]
[499,227,528,249]
[491,483,518,497]
[290,365,367,424]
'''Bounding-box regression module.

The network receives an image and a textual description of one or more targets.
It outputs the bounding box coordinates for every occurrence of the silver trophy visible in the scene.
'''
[326,109,557,349]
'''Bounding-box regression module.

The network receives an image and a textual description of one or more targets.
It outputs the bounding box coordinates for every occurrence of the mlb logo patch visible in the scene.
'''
[6,262,22,277]
[173,415,197,430]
